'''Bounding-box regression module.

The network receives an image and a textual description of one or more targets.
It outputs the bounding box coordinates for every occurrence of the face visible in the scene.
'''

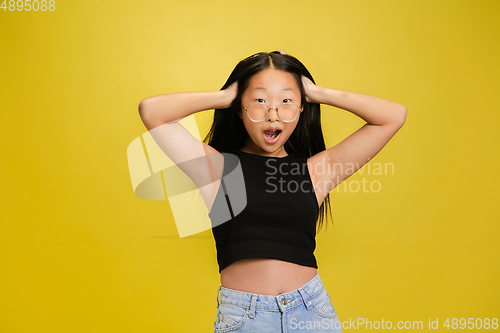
[239,68,302,157]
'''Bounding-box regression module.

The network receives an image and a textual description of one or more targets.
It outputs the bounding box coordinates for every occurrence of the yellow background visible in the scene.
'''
[1,0,499,332]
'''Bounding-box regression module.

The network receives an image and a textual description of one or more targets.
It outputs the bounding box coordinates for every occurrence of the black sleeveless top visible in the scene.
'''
[209,149,320,273]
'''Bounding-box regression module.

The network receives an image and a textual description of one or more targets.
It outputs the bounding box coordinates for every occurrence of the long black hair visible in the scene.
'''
[203,50,333,233]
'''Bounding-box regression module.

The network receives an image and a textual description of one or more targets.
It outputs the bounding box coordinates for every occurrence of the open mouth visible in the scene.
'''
[263,129,282,144]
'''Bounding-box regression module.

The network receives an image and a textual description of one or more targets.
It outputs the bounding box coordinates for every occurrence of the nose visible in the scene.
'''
[266,106,280,122]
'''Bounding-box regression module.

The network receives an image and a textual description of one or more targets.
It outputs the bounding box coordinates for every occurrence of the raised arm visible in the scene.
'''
[138,83,237,211]
[303,76,407,206]
[139,88,235,129]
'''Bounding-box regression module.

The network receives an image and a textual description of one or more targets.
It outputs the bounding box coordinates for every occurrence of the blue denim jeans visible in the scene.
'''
[213,272,342,332]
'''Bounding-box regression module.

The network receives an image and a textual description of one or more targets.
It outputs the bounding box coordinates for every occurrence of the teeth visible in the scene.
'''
[264,130,280,140]
[264,129,280,141]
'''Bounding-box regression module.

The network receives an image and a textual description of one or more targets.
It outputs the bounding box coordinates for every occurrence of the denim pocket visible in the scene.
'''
[214,303,249,332]
[310,289,337,318]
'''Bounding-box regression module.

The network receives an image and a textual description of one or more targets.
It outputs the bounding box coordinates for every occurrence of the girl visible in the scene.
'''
[138,50,406,332]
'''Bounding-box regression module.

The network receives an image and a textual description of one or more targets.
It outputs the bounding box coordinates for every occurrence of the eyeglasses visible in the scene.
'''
[242,102,303,123]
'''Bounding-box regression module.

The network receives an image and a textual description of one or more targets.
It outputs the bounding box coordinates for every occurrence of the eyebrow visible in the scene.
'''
[253,87,295,91]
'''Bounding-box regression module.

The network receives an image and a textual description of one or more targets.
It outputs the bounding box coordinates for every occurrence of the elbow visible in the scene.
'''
[394,104,407,127]
[400,105,407,125]
[138,99,149,118]
[384,104,406,129]
[138,99,157,128]
[138,99,155,130]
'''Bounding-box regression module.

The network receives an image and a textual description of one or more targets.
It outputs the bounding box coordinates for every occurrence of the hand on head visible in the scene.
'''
[222,81,238,108]
[301,75,318,104]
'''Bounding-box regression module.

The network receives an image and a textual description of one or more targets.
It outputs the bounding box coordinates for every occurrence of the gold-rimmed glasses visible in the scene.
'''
[242,102,302,123]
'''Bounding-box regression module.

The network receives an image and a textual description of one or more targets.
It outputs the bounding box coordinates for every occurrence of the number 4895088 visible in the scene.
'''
[443,318,498,329]
[1,0,55,11]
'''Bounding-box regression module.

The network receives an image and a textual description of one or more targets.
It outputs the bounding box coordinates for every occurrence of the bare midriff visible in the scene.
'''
[220,258,318,296]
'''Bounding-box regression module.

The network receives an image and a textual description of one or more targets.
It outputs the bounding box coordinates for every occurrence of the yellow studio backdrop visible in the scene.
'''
[1,0,498,332]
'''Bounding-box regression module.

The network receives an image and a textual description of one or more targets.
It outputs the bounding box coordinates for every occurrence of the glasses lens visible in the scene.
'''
[247,103,300,122]
[278,103,300,122]
[247,104,268,121]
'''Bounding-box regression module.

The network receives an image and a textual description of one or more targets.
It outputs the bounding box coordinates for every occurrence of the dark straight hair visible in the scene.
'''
[203,51,333,233]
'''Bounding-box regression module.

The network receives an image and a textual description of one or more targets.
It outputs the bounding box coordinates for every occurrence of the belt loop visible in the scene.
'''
[248,294,257,318]
[216,286,221,307]
[298,288,312,310]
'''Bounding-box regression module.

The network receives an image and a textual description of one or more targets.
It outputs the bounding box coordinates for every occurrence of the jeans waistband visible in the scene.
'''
[216,272,323,316]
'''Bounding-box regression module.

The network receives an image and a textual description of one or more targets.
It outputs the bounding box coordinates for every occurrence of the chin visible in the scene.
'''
[263,143,285,153]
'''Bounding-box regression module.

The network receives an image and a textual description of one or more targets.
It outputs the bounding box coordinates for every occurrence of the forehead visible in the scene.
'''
[246,69,299,94]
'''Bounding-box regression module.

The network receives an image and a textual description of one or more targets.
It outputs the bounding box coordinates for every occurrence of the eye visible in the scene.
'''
[256,98,265,103]
[283,98,292,103]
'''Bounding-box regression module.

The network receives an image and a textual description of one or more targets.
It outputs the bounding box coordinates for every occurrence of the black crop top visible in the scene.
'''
[209,149,320,273]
